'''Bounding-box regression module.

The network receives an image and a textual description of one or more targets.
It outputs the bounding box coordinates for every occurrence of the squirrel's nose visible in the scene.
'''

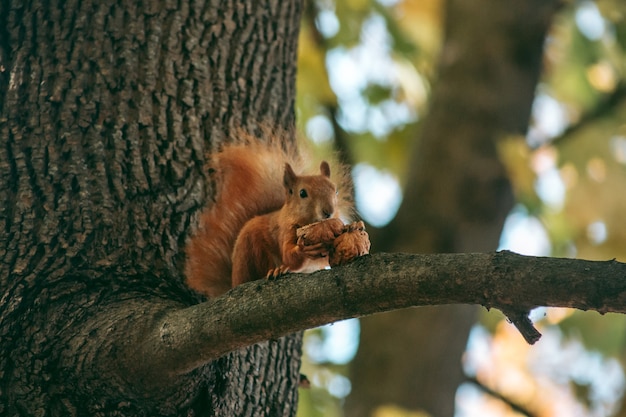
[323,208,333,218]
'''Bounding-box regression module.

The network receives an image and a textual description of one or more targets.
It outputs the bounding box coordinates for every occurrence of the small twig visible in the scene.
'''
[501,308,542,344]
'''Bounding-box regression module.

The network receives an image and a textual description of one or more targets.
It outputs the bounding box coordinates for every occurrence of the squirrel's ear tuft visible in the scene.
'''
[284,163,298,189]
[320,161,331,178]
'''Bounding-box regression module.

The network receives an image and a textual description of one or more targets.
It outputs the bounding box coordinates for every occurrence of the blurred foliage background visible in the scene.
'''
[294,0,626,416]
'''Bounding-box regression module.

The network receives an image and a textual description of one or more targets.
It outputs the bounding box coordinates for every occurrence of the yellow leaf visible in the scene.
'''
[372,404,431,417]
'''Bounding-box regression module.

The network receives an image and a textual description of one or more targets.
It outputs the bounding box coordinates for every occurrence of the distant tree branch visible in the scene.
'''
[117,251,626,389]
[466,376,536,417]
[302,0,354,168]
[547,83,626,149]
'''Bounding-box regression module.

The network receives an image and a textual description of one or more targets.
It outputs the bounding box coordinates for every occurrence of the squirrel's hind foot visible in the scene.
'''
[266,265,290,280]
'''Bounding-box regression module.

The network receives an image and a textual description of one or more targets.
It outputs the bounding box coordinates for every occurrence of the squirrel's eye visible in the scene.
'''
[299,189,308,198]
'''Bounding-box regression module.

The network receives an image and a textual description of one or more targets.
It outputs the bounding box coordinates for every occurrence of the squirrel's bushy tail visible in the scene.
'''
[184,128,353,298]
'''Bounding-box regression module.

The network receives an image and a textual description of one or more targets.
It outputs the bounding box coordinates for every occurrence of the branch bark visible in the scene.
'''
[119,250,626,387]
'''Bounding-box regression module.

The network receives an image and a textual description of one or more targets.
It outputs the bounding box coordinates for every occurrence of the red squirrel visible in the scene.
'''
[184,131,355,298]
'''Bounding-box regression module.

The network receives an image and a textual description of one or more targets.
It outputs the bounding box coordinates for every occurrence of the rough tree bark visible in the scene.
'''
[0,0,304,415]
[347,1,561,416]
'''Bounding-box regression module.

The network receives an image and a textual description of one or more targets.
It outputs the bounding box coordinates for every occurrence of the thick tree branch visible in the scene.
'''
[120,251,626,387]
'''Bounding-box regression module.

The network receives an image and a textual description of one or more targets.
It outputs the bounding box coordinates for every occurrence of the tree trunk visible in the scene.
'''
[346,1,560,416]
[0,0,303,415]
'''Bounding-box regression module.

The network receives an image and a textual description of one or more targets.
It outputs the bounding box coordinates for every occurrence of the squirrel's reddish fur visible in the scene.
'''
[185,130,353,298]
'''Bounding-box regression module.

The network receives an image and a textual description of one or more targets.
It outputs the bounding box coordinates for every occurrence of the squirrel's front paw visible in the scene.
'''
[300,242,329,258]
[344,220,366,233]
[297,218,344,247]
